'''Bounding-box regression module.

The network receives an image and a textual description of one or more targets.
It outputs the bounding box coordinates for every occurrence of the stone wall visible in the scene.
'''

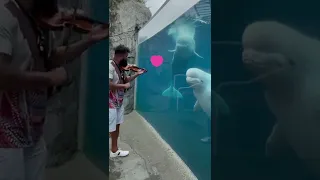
[109,0,152,114]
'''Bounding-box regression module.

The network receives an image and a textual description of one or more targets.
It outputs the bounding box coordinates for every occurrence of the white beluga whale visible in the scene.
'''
[168,35,203,59]
[162,17,203,99]
[242,21,320,178]
[186,68,211,118]
[186,68,230,144]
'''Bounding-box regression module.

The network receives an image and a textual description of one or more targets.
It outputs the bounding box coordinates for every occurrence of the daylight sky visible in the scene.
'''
[145,0,166,15]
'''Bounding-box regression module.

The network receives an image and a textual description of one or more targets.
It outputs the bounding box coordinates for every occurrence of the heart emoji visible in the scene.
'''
[150,55,163,67]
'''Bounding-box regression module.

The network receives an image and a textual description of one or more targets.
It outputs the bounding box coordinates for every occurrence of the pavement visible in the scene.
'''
[109,139,159,180]
[109,111,197,180]
[46,111,197,180]
[46,153,107,180]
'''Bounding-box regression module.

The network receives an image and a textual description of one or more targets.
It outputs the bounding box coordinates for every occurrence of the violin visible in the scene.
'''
[38,11,108,33]
[121,65,147,73]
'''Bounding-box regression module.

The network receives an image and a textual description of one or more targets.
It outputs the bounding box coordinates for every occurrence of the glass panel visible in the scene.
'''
[136,0,211,179]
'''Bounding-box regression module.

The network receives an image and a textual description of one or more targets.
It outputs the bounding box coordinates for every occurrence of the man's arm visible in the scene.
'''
[109,66,128,90]
[109,79,127,90]
[48,37,94,68]
[125,73,139,82]
[0,13,67,90]
[48,24,108,69]
[0,54,67,90]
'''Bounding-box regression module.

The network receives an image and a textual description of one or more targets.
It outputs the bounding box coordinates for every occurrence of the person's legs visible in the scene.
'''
[109,108,118,153]
[0,148,24,180]
[109,106,129,157]
[24,138,47,180]
[115,105,124,139]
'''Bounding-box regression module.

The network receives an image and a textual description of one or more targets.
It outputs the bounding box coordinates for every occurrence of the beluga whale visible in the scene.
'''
[186,68,211,118]
[162,17,203,99]
[242,21,320,179]
[186,68,230,119]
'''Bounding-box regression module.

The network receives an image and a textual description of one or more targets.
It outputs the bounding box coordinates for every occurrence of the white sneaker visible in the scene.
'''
[110,149,129,158]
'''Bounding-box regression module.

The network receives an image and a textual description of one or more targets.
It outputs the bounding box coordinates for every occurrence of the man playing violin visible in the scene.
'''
[109,45,146,157]
[0,0,108,179]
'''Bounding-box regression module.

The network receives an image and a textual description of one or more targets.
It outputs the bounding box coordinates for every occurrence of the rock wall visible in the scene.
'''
[109,0,152,114]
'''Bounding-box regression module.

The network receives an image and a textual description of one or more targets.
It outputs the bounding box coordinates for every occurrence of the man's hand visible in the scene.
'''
[88,24,109,42]
[123,82,130,89]
[47,67,68,86]
[136,69,146,75]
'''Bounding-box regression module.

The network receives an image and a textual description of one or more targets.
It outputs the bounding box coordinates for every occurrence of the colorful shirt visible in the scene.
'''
[109,60,125,108]
[0,0,52,148]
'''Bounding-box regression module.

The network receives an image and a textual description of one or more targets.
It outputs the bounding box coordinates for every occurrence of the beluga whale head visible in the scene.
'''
[186,68,210,90]
[173,36,197,57]
[168,17,203,59]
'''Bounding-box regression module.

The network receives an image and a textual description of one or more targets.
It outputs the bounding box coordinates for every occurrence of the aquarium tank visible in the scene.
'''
[135,0,211,179]
[212,0,320,179]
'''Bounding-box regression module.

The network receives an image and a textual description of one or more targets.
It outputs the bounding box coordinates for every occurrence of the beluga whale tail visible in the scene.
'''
[162,84,183,99]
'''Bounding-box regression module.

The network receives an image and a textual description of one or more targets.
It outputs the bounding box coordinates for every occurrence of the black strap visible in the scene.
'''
[111,61,125,84]
[5,1,56,98]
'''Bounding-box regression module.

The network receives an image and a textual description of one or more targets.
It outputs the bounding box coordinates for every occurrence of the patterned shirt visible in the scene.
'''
[109,60,125,108]
[0,0,52,148]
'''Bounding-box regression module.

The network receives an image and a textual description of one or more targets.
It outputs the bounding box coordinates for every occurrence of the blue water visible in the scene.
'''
[136,2,211,180]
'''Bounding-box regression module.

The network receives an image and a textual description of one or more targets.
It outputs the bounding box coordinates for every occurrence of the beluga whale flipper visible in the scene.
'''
[162,17,203,99]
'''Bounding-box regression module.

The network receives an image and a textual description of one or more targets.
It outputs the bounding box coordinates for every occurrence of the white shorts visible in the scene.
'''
[109,106,124,132]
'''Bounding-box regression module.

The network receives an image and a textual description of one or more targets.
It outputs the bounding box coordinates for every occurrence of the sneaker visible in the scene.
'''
[110,149,129,158]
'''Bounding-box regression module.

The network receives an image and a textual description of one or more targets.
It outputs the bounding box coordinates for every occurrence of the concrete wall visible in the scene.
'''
[81,0,109,173]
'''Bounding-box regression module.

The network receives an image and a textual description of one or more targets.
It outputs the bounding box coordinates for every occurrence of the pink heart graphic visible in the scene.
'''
[150,55,163,67]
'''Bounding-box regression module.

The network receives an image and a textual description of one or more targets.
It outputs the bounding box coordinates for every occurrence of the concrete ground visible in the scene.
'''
[109,111,198,180]
[46,153,107,180]
[46,111,197,180]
